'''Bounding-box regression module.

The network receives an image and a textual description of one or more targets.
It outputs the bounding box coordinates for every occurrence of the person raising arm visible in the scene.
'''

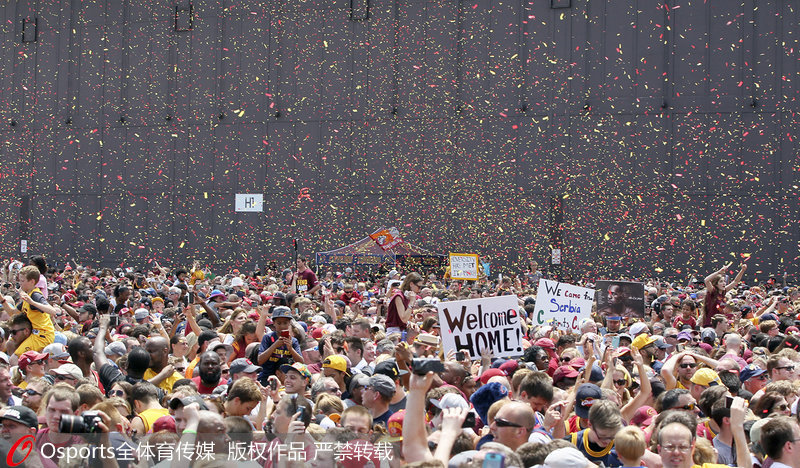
[701,262,746,327]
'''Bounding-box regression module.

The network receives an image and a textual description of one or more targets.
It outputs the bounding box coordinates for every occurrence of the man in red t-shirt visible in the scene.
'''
[290,256,320,297]
[191,351,224,394]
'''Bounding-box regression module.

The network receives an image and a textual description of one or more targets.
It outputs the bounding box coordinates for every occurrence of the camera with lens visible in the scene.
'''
[411,358,445,375]
[59,411,103,434]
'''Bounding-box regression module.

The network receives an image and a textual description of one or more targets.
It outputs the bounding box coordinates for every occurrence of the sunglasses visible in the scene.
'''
[679,403,696,411]
[9,329,25,335]
[24,389,41,396]
[618,356,633,362]
[560,357,572,362]
[613,379,627,386]
[774,404,789,411]
[777,366,796,372]
[494,417,523,428]
[54,374,75,381]
[679,363,697,369]
[109,390,126,397]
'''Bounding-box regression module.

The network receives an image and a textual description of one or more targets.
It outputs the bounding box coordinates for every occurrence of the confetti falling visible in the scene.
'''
[0,0,797,280]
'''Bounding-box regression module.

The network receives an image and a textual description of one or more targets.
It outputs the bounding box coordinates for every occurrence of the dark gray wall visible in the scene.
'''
[0,0,798,280]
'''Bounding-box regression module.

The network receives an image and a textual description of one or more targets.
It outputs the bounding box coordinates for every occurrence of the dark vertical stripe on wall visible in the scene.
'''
[19,196,29,243]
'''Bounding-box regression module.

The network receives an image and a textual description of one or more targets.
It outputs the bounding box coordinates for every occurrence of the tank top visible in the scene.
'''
[703,288,723,327]
[139,407,170,433]
[385,290,410,330]
[232,337,247,360]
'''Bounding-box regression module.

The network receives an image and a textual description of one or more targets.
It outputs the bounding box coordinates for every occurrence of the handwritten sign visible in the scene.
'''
[449,253,479,280]
[437,295,522,359]
[532,279,594,332]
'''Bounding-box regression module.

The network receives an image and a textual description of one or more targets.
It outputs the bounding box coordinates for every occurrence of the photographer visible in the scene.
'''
[36,385,84,451]
[34,385,122,467]
[263,393,315,468]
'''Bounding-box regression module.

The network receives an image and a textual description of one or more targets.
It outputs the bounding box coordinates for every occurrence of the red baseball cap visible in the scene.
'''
[18,351,48,372]
[152,415,176,433]
[630,406,657,427]
[552,365,580,385]
[479,368,507,385]
[534,338,555,350]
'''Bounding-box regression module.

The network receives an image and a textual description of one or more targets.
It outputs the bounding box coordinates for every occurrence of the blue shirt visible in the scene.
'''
[567,429,622,467]
[257,331,301,383]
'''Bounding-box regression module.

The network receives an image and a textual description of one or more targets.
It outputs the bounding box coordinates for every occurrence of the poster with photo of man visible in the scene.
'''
[595,280,645,318]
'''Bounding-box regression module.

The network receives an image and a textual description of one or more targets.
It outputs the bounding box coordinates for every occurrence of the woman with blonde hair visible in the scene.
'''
[218,307,248,339]
[315,393,344,429]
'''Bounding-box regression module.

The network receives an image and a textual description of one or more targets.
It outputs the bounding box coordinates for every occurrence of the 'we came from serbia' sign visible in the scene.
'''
[532,279,593,333]
[437,295,523,359]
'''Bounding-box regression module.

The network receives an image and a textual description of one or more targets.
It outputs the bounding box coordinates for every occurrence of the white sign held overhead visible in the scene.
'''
[235,194,263,212]
[437,295,523,359]
[532,279,594,333]
[449,253,479,281]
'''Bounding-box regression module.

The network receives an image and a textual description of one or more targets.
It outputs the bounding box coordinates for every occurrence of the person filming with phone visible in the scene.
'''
[263,393,315,468]
[257,306,303,386]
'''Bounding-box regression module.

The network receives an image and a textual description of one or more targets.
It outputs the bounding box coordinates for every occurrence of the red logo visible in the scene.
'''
[7,434,34,467]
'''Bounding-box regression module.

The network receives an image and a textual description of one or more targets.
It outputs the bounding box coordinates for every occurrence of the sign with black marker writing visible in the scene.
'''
[449,253,479,281]
[437,295,522,359]
[532,279,594,332]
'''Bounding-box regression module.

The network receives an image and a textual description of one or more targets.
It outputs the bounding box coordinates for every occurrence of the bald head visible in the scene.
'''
[442,361,468,386]
[67,336,93,365]
[197,410,228,452]
[147,336,169,349]
[145,336,170,370]
[197,410,225,432]
[724,334,741,350]
[491,401,536,451]
[500,401,536,429]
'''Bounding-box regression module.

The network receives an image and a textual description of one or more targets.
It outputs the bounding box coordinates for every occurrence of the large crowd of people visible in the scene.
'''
[0,256,799,468]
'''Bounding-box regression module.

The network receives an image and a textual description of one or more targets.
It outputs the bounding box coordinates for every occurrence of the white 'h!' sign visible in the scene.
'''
[235,194,263,212]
